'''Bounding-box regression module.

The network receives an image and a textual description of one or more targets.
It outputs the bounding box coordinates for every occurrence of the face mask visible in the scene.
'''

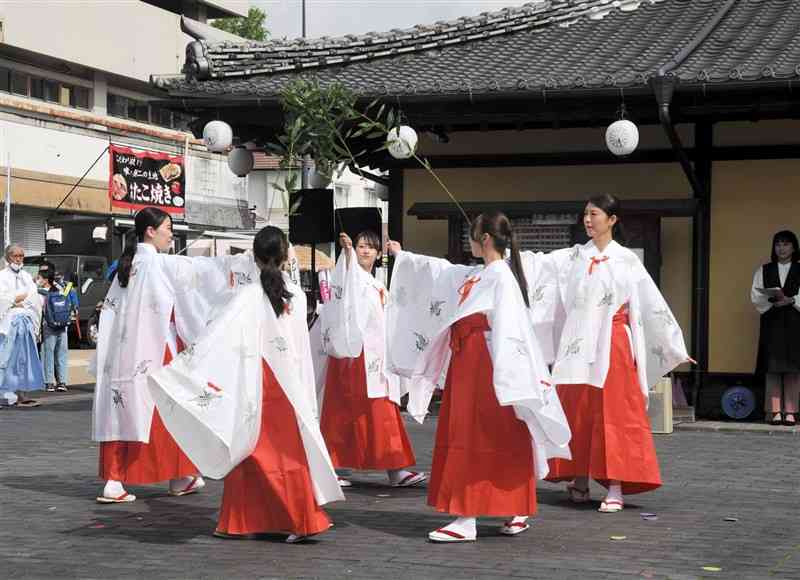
[9,263,21,272]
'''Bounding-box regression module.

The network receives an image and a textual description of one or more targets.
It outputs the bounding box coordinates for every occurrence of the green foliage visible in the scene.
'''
[211,7,268,42]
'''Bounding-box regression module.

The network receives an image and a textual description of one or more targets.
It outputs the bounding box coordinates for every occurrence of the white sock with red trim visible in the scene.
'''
[103,480,126,498]
[606,482,623,503]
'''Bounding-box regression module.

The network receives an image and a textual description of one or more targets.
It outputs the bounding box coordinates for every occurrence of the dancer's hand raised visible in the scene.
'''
[385,240,402,256]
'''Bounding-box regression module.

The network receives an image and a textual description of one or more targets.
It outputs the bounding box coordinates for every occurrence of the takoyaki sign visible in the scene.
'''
[108,145,186,213]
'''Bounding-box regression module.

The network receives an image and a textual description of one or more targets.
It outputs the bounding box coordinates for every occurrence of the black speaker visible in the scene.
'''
[289,188,335,244]
[334,207,383,255]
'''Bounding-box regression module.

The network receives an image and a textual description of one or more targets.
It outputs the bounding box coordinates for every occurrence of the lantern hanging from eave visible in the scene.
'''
[387,126,418,159]
[203,120,233,153]
[227,147,254,177]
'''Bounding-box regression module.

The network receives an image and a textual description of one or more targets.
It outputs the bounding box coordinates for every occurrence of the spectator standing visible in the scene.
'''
[751,230,800,426]
[39,268,70,392]
[0,244,44,407]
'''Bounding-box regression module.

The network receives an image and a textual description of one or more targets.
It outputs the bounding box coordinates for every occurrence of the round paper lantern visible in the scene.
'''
[227,147,254,177]
[386,125,418,159]
[203,120,233,152]
[605,119,639,156]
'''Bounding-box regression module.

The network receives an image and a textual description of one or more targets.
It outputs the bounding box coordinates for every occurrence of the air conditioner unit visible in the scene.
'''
[45,227,62,245]
[648,377,673,434]
[92,226,108,243]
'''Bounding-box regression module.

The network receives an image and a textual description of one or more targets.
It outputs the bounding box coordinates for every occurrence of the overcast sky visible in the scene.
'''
[252,1,531,39]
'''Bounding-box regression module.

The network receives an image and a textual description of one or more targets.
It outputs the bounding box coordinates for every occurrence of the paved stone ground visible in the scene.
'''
[1,397,799,580]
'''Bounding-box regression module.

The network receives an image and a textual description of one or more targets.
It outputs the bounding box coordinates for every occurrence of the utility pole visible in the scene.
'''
[301,0,307,39]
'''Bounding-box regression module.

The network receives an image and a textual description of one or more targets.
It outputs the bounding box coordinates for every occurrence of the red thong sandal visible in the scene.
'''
[499,519,530,536]
[96,491,136,504]
[392,471,427,488]
[168,476,204,497]
[428,527,476,543]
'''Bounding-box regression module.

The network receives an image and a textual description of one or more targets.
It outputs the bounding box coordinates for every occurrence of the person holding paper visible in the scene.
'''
[751,230,800,426]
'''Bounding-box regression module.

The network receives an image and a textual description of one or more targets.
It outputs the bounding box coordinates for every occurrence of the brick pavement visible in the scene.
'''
[1,399,798,580]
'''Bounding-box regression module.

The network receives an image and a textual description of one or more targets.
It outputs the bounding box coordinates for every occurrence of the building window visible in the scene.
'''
[108,93,150,123]
[10,71,27,95]
[71,86,90,109]
[30,76,44,99]
[44,79,59,103]
[0,67,9,93]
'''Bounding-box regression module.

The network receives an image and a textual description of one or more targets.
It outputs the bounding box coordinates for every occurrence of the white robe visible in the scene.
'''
[92,243,259,443]
[525,240,691,400]
[385,251,571,479]
[147,278,343,506]
[319,248,404,405]
[0,267,42,339]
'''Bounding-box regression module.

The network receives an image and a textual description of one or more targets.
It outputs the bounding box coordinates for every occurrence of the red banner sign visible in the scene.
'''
[108,145,186,213]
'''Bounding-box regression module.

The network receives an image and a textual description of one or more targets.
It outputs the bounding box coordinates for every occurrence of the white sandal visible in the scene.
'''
[169,476,205,497]
[96,491,136,504]
[337,477,353,488]
[598,499,624,513]
[391,471,427,487]
[499,518,530,536]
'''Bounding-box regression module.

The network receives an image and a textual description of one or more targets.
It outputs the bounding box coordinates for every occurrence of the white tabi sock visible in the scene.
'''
[170,475,204,492]
[103,480,126,498]
[606,482,623,503]
[387,469,415,485]
[444,517,476,537]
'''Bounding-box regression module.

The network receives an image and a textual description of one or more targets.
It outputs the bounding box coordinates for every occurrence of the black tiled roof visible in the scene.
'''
[153,0,800,99]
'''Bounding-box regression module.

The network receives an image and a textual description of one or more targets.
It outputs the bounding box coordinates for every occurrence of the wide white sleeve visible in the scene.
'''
[161,253,259,345]
[289,282,321,419]
[633,259,691,389]
[385,250,472,378]
[751,267,772,315]
[318,248,364,359]
[147,286,265,479]
[519,250,561,364]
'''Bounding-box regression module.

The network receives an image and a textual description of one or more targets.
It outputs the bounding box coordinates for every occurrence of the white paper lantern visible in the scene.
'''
[203,120,233,152]
[227,147,254,177]
[605,119,639,156]
[387,125,418,159]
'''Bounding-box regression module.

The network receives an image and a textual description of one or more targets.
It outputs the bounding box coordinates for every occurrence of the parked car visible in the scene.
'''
[23,254,111,347]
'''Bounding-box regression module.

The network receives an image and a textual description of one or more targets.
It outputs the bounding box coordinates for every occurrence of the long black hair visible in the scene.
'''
[586,193,626,245]
[770,230,800,263]
[254,226,293,317]
[470,211,530,308]
[116,207,172,288]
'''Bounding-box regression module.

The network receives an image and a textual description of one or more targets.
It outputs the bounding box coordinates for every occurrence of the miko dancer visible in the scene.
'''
[385,212,570,542]
[542,194,691,512]
[93,207,257,503]
[319,231,425,488]
[149,226,342,543]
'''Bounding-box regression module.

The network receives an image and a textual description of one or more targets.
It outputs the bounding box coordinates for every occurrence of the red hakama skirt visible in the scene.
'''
[216,360,331,537]
[320,351,416,470]
[546,308,662,495]
[427,313,537,517]
[98,344,197,484]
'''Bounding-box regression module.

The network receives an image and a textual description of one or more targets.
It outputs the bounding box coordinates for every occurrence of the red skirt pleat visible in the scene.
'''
[427,313,537,517]
[320,351,416,470]
[546,309,662,495]
[98,344,197,485]
[215,360,331,537]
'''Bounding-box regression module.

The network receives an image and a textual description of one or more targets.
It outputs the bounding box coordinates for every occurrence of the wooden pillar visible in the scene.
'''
[387,168,403,284]
[692,122,713,406]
